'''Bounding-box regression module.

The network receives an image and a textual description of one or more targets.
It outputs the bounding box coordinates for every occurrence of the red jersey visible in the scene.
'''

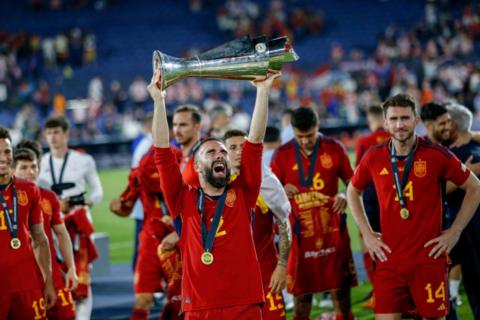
[351,137,470,265]
[253,198,278,284]
[271,137,356,294]
[39,188,65,288]
[355,128,390,166]
[155,141,264,312]
[0,178,44,293]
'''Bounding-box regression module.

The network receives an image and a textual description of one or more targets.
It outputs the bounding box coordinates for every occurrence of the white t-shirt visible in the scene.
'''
[38,149,103,205]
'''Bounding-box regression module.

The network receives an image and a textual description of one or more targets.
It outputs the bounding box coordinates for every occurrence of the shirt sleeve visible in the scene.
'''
[29,186,44,226]
[234,141,263,208]
[337,142,354,183]
[350,152,373,192]
[50,194,63,226]
[85,156,104,206]
[155,147,187,219]
[440,151,471,186]
[260,164,291,223]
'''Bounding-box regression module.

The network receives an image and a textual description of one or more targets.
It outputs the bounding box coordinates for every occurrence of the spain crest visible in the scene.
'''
[320,153,333,169]
[17,190,28,206]
[225,189,236,207]
[414,160,427,178]
[41,199,52,216]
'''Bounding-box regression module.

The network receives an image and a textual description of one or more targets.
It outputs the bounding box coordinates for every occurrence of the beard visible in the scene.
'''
[392,129,414,143]
[204,164,231,189]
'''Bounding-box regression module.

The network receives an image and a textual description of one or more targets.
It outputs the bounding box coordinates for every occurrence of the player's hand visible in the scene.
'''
[65,267,79,291]
[251,70,281,89]
[284,183,299,199]
[44,279,57,309]
[332,193,347,214]
[147,69,166,102]
[269,264,287,294]
[160,231,180,252]
[364,231,391,263]
[424,228,461,259]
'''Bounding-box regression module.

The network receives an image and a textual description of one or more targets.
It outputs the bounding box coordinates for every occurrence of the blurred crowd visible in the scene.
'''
[4,1,480,146]
[216,0,324,42]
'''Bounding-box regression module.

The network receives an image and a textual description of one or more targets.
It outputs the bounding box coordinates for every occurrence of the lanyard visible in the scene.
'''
[389,139,417,210]
[0,181,18,240]
[49,152,70,185]
[197,188,227,253]
[293,139,320,188]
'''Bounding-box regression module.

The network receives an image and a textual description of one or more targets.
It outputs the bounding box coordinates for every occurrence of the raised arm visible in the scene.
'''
[148,70,169,148]
[247,72,280,143]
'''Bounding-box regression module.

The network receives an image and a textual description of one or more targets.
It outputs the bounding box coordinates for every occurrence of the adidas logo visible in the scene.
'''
[437,303,446,311]
[380,168,389,175]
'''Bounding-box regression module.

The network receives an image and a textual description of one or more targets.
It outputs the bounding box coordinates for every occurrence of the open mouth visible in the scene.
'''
[212,161,226,174]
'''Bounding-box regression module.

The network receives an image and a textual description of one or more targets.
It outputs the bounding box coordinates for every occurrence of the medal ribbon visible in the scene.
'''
[0,181,18,240]
[389,139,416,212]
[49,152,70,193]
[293,139,320,188]
[197,188,227,253]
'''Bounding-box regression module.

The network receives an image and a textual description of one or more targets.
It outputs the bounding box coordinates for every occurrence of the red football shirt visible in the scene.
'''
[355,128,391,166]
[0,178,44,293]
[180,154,200,187]
[155,141,264,312]
[39,188,65,288]
[253,203,278,284]
[271,137,353,213]
[351,137,470,265]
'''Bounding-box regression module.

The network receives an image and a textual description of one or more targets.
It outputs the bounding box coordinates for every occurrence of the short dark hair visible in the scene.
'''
[265,126,280,143]
[291,107,319,131]
[420,102,448,122]
[45,116,69,131]
[16,139,43,159]
[192,137,225,160]
[13,148,37,166]
[382,94,417,115]
[174,104,202,124]
[367,105,384,117]
[223,129,247,142]
[0,127,11,142]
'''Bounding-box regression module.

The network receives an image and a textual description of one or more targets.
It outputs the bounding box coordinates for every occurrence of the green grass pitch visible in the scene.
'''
[91,168,473,319]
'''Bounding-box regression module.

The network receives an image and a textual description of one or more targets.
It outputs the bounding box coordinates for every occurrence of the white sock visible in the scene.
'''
[449,279,460,298]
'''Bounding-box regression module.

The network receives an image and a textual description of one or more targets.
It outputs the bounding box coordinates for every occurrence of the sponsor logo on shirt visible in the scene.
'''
[379,167,389,175]
[437,303,446,311]
[320,153,333,169]
[414,160,427,178]
[17,190,28,206]
[304,247,336,258]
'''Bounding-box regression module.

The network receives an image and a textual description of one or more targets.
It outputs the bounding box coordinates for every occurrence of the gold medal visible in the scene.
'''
[10,237,21,249]
[400,208,410,220]
[201,252,214,265]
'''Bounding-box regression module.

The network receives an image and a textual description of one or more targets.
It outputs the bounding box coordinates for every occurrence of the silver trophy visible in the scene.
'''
[152,35,299,88]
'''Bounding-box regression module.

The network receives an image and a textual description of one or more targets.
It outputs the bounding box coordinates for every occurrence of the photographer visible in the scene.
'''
[38,115,103,320]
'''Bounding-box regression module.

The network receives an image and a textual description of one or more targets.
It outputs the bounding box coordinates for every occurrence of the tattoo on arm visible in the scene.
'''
[30,224,49,248]
[276,220,291,267]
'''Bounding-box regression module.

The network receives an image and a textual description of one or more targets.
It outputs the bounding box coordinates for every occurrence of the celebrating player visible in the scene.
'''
[271,107,357,320]
[0,127,56,319]
[151,68,279,319]
[224,129,292,320]
[13,146,78,320]
[347,93,480,319]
